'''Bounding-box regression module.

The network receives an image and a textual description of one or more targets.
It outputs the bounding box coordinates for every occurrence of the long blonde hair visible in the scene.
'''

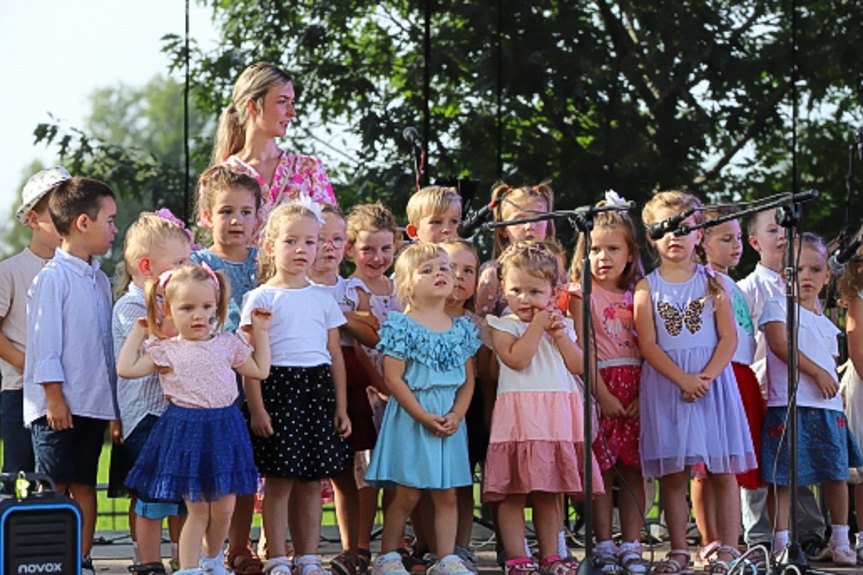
[258,202,321,283]
[114,212,192,299]
[144,264,230,339]
[212,62,293,164]
[491,182,555,258]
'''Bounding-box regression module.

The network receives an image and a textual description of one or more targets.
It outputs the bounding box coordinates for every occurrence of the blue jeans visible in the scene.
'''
[1,390,35,473]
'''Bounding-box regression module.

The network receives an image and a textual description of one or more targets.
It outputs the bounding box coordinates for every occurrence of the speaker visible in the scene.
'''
[0,473,81,574]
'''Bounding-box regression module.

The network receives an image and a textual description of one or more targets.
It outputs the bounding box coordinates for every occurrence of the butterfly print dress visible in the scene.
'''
[639,265,757,478]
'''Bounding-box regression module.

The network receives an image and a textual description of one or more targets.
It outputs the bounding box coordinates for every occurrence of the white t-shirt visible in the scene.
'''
[738,263,784,390]
[240,283,346,368]
[312,276,367,346]
[759,297,841,411]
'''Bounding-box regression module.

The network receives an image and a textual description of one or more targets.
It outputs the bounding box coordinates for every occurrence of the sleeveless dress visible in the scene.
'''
[365,312,480,490]
[639,266,757,478]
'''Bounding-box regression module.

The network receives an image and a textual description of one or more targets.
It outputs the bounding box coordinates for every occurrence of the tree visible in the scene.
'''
[0,160,49,260]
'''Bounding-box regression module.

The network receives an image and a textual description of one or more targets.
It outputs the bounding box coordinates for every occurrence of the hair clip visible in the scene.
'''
[200,262,219,286]
[158,270,173,288]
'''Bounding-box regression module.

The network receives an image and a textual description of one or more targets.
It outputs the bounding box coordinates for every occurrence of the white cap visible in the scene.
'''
[16,167,71,225]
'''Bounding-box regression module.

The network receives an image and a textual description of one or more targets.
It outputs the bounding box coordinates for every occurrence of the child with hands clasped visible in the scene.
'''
[484,241,599,575]
[118,263,272,575]
[760,234,863,566]
[241,201,352,575]
[635,191,756,575]
[366,243,481,575]
[567,200,647,574]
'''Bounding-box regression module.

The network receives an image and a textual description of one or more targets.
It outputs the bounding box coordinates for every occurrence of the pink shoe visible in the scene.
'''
[828,541,857,566]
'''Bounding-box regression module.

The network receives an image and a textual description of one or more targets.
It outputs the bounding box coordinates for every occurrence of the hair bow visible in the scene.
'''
[293,195,326,225]
[604,189,628,208]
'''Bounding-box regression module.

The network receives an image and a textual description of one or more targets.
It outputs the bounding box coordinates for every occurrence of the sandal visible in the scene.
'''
[229,547,265,575]
[827,541,857,566]
[127,563,166,575]
[540,554,579,575]
[396,548,427,574]
[293,555,326,575]
[652,550,693,575]
[505,557,541,575]
[264,556,293,574]
[618,542,647,575]
[357,549,371,575]
[331,551,359,575]
[696,541,721,568]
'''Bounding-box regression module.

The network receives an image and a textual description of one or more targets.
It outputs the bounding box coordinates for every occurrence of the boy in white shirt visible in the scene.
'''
[0,167,65,474]
[23,177,119,574]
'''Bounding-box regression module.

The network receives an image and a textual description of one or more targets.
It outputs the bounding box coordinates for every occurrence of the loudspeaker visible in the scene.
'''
[0,473,81,574]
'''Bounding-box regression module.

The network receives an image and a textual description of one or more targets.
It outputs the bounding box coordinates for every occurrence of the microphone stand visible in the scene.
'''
[677,189,820,575]
[484,201,635,575]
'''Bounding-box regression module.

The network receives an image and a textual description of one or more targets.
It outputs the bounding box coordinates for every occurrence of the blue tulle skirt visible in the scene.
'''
[124,403,258,502]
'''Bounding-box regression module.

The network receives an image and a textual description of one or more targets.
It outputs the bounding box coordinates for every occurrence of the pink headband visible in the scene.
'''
[158,262,219,290]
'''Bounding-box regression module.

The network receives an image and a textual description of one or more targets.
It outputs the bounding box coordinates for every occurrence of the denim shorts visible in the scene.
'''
[30,415,105,486]
[1,390,35,473]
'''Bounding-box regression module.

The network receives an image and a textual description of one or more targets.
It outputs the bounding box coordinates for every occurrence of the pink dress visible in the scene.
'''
[568,283,642,470]
[482,315,603,502]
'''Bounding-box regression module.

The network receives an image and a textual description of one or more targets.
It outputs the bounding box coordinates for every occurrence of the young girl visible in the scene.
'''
[213,61,336,231]
[484,241,598,575]
[635,191,756,574]
[567,203,646,574]
[113,211,191,574]
[760,233,863,566]
[310,203,382,575]
[693,207,764,565]
[365,243,481,575]
[241,201,352,575]
[118,264,272,575]
[838,231,863,563]
[477,183,555,317]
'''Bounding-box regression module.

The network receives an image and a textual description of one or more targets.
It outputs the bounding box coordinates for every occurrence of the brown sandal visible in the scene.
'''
[228,547,265,575]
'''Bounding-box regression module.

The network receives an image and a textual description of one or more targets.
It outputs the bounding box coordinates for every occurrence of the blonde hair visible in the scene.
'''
[144,264,230,339]
[570,202,644,291]
[212,62,293,164]
[258,202,321,283]
[696,204,740,266]
[406,186,462,226]
[499,240,564,290]
[491,182,555,257]
[114,212,193,299]
[393,243,451,309]
[643,190,724,301]
[195,165,262,232]
[440,239,480,312]
[345,202,401,247]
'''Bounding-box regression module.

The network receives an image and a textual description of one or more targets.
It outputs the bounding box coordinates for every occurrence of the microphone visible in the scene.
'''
[403,127,423,151]
[829,238,863,275]
[647,208,696,241]
[458,201,497,238]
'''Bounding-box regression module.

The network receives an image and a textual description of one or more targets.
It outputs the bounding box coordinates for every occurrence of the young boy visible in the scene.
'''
[737,207,827,559]
[23,177,119,574]
[0,167,66,475]
[405,186,462,243]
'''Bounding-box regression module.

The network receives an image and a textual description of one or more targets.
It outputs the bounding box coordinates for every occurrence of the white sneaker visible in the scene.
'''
[454,547,478,574]
[371,552,409,575]
[200,551,228,575]
[428,555,473,575]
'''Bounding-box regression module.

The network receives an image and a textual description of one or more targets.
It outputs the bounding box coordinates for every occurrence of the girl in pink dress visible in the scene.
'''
[483,241,602,575]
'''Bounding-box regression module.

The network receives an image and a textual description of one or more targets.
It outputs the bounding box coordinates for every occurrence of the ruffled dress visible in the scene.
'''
[364,312,481,490]
[639,266,757,478]
[482,315,604,502]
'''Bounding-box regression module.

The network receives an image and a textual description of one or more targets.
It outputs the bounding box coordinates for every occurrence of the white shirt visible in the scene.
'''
[23,249,118,425]
[240,283,346,368]
[312,276,368,346]
[738,263,784,389]
[759,297,841,411]
[0,248,51,391]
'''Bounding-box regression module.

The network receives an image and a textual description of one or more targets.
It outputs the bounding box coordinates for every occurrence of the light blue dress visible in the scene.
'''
[365,312,481,490]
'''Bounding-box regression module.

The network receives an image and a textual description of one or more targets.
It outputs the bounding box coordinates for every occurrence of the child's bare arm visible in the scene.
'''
[0,330,24,371]
[328,328,351,438]
[243,376,273,437]
[700,289,737,381]
[237,308,272,380]
[116,319,158,379]
[765,320,838,398]
[847,297,863,379]
[384,355,447,435]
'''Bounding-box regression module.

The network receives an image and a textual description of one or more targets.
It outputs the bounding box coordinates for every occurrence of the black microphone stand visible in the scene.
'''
[483,201,635,575]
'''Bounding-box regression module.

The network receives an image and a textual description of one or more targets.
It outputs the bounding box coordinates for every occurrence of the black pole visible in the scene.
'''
[496,0,503,180]
[183,0,190,224]
[422,0,431,187]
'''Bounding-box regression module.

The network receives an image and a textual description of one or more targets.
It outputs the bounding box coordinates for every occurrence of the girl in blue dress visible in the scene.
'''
[365,243,480,575]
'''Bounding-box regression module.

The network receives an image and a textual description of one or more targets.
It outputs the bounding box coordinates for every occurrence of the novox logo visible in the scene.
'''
[17,563,63,574]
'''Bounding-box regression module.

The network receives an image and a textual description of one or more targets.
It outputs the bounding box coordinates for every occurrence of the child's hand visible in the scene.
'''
[249,408,274,438]
[345,311,380,332]
[334,411,352,438]
[419,412,449,436]
[545,309,568,339]
[250,308,273,330]
[598,391,627,419]
[441,412,462,435]
[678,373,709,399]
[814,370,839,399]
[110,420,123,444]
[530,308,557,331]
[46,395,72,431]
[133,318,149,332]
[624,396,640,419]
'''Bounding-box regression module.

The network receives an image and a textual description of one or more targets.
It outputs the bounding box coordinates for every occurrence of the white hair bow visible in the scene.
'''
[293,194,326,225]
[604,189,628,209]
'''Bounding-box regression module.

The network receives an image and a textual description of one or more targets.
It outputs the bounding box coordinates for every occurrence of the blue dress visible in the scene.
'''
[365,312,481,490]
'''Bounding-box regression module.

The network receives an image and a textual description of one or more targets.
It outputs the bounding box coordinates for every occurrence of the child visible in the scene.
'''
[405,186,461,243]
[635,191,756,574]
[241,201,352,575]
[0,167,65,476]
[477,182,554,317]
[118,263,271,574]
[310,203,381,575]
[837,233,863,562]
[23,176,119,574]
[567,203,646,574]
[214,61,336,230]
[113,211,192,574]
[484,241,595,575]
[759,233,863,566]
[691,207,764,566]
[366,243,480,575]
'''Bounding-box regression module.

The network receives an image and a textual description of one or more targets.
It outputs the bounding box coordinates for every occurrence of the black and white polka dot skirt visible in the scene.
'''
[247,364,351,480]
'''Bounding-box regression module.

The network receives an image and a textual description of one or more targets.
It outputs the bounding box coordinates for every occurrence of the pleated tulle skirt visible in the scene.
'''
[124,403,258,502]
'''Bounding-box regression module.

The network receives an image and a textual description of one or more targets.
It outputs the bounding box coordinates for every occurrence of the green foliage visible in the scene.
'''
[0,160,48,260]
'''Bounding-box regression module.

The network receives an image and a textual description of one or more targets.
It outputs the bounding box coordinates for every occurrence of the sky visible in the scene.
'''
[0,0,219,218]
